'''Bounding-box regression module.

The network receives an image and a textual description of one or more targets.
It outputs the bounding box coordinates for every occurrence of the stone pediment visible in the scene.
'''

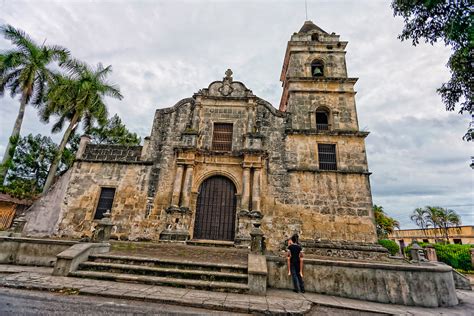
[197,69,254,98]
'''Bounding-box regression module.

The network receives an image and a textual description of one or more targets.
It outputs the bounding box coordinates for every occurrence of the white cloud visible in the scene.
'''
[0,0,471,228]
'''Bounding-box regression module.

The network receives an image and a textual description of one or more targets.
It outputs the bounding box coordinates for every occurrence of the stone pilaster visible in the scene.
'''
[252,168,261,212]
[181,165,194,209]
[241,167,251,210]
[171,164,185,207]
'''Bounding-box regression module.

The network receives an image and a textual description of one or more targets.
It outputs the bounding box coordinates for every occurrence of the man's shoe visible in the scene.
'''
[301,290,305,293]
[293,290,299,293]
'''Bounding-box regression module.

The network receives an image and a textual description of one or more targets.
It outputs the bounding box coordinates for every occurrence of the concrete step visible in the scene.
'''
[88,254,247,274]
[78,261,248,283]
[70,270,249,293]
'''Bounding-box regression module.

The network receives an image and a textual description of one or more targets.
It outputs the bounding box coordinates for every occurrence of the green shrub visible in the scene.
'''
[404,242,473,271]
[378,239,400,255]
[434,244,473,271]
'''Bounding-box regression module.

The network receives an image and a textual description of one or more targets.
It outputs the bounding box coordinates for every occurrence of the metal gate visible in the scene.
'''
[193,176,236,241]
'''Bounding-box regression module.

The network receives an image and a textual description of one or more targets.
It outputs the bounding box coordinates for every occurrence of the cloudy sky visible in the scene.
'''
[1,0,472,228]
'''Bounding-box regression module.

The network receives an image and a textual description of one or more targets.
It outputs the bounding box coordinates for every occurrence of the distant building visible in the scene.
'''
[388,226,474,250]
[0,193,33,230]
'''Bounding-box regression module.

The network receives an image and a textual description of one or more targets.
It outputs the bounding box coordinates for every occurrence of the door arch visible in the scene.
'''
[193,176,236,241]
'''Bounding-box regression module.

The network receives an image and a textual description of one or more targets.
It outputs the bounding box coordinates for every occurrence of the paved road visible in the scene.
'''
[0,287,248,315]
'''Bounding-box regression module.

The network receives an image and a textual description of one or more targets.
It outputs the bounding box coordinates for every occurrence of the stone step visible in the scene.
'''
[78,261,248,283]
[69,270,249,293]
[89,254,247,274]
[186,239,235,248]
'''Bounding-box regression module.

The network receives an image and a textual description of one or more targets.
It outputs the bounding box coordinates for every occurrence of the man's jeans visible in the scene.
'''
[290,263,304,292]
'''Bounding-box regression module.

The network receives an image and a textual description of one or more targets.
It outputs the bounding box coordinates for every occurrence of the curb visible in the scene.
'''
[0,281,313,315]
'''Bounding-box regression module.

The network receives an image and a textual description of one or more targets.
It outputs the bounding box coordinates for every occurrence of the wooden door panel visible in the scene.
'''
[194,176,236,241]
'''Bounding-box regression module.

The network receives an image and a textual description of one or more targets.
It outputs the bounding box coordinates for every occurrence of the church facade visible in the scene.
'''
[56,21,377,251]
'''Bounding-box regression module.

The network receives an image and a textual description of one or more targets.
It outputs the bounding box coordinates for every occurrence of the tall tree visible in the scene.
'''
[0,133,79,198]
[373,205,400,239]
[410,207,431,234]
[88,114,140,145]
[0,25,69,180]
[40,60,122,193]
[392,1,473,140]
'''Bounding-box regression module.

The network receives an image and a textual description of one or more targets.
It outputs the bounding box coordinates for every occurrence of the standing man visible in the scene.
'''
[287,234,305,293]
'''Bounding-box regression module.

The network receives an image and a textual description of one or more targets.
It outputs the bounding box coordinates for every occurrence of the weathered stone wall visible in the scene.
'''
[58,161,152,241]
[267,256,459,307]
[286,88,359,131]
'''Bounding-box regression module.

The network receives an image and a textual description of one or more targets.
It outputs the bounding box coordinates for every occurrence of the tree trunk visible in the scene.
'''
[1,91,28,183]
[42,113,80,193]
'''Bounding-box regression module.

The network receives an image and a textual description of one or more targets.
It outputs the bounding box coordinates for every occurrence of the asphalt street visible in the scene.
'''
[0,287,249,316]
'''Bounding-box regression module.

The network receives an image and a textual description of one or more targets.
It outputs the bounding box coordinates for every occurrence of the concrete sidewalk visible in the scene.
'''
[0,264,472,315]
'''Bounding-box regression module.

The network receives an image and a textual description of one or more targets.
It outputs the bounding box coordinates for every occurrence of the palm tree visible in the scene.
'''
[410,207,430,235]
[0,25,69,181]
[373,204,400,238]
[41,59,122,193]
[424,206,461,243]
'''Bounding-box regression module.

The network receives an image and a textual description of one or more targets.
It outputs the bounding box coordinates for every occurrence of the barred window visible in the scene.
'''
[212,123,233,151]
[318,144,337,170]
[94,187,116,219]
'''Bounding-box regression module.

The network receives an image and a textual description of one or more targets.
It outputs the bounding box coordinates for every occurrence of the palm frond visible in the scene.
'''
[1,25,37,57]
[0,68,21,96]
[59,58,87,77]
[45,44,70,63]
[102,83,123,100]
[31,74,46,107]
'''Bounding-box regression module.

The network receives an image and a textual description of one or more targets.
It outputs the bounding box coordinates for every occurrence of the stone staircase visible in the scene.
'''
[70,253,249,293]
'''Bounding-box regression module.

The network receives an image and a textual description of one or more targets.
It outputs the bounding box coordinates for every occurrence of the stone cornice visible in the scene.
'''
[286,167,371,175]
[285,129,370,137]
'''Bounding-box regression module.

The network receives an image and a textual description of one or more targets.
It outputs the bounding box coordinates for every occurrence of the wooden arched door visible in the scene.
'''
[193,176,236,241]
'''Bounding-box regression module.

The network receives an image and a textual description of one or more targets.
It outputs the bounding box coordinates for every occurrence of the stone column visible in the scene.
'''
[181,165,194,209]
[241,167,251,210]
[252,168,261,212]
[171,164,185,207]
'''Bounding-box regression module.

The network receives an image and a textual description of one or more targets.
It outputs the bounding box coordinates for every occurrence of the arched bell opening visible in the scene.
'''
[311,60,324,77]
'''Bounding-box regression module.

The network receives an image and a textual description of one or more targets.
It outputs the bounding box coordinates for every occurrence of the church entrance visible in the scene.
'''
[193,176,236,241]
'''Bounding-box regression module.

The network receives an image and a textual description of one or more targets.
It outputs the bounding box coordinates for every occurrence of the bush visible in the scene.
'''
[434,244,473,272]
[378,239,400,255]
[404,242,473,271]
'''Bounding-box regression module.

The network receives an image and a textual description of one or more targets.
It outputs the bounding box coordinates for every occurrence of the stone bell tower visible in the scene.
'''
[279,20,359,133]
[277,21,378,244]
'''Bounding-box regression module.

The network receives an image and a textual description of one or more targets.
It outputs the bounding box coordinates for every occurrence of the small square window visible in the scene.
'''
[212,123,233,151]
[318,144,337,170]
[94,187,116,219]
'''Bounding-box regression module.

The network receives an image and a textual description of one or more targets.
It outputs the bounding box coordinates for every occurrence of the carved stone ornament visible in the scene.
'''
[238,210,263,219]
[218,69,234,96]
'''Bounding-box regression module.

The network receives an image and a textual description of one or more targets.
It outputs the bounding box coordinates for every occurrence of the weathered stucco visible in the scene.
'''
[52,22,378,251]
[23,169,72,237]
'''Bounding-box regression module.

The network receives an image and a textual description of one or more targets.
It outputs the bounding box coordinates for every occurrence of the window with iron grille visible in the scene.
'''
[318,144,337,170]
[212,123,233,151]
[94,187,116,219]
